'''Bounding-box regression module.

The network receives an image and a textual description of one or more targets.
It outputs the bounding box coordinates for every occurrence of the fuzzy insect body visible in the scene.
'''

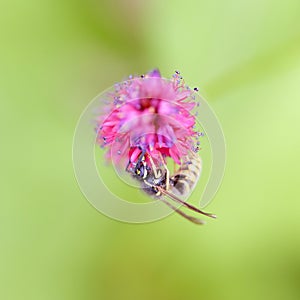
[128,152,216,224]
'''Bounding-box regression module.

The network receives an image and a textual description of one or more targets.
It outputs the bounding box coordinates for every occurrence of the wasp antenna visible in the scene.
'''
[160,198,205,225]
[157,186,216,219]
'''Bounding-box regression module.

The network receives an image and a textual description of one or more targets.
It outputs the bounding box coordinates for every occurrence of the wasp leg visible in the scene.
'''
[148,155,160,179]
[173,160,177,174]
[126,149,147,174]
[165,166,170,191]
[143,180,162,197]
[131,149,146,173]
[156,186,217,219]
[160,197,205,225]
[136,149,146,165]
[143,182,205,224]
[158,153,170,191]
[143,180,152,187]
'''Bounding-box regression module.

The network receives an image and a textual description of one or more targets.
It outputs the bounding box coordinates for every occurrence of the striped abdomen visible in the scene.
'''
[170,154,202,198]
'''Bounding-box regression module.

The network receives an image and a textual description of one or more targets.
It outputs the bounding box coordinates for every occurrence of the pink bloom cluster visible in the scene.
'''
[96,69,200,166]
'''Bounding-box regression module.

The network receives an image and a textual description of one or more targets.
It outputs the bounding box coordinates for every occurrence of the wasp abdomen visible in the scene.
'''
[170,155,202,197]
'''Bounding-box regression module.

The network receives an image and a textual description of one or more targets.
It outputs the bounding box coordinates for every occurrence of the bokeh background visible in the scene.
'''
[1,0,300,299]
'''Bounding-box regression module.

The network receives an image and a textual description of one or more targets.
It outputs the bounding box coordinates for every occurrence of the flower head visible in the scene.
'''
[96,69,200,166]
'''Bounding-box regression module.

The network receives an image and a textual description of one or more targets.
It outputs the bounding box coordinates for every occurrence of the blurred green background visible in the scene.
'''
[1,0,300,299]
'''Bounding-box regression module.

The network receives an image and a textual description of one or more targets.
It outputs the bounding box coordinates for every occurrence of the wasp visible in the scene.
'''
[126,151,216,224]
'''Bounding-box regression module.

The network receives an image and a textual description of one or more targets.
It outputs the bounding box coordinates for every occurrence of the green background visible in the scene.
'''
[1,0,300,299]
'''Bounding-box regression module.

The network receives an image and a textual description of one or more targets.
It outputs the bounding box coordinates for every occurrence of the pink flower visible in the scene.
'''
[96,69,200,166]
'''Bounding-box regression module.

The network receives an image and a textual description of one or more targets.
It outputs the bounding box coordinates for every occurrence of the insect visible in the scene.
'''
[126,150,216,224]
[97,69,218,224]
